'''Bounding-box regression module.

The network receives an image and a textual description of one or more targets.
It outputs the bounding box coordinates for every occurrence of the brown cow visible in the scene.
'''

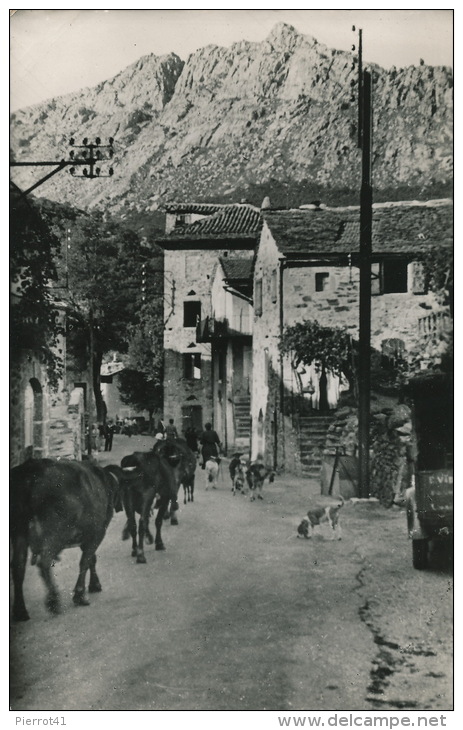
[10,458,123,621]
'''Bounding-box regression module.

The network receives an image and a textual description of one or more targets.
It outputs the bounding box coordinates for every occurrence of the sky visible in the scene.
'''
[9,8,454,112]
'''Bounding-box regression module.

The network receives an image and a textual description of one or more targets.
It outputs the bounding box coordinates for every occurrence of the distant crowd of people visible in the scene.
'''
[85,416,140,453]
[85,422,115,453]
[86,415,223,469]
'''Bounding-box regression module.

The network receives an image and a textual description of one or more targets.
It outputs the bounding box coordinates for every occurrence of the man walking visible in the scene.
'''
[165,418,179,440]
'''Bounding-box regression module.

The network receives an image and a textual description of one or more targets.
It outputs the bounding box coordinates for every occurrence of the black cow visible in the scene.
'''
[176,439,197,505]
[10,458,123,621]
[120,438,196,563]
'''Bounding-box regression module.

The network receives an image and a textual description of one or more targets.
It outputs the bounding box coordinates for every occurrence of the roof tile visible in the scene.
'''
[163,204,262,241]
[164,203,225,215]
[220,257,253,281]
[264,202,453,255]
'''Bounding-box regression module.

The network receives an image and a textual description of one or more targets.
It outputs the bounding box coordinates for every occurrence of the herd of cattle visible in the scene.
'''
[10,439,274,622]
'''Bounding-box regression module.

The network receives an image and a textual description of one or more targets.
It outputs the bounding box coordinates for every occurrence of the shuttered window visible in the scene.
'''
[383,260,408,293]
[409,261,427,294]
[270,269,278,303]
[371,260,409,294]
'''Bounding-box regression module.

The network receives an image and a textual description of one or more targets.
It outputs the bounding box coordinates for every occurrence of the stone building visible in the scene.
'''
[251,199,452,474]
[100,356,150,423]
[157,203,261,446]
[197,256,253,452]
[10,185,86,467]
[10,299,86,467]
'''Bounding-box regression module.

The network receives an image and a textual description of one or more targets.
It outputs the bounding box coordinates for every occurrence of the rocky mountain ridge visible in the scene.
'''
[10,23,453,218]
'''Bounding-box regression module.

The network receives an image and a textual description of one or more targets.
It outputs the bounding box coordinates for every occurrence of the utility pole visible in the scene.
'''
[358,70,373,498]
[10,137,114,198]
[353,27,373,498]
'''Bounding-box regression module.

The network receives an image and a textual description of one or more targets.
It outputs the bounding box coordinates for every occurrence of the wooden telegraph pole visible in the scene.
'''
[354,28,373,498]
[358,70,372,498]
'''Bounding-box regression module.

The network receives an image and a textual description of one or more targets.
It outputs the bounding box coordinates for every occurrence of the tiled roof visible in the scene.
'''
[338,204,453,253]
[263,210,346,254]
[161,204,262,242]
[164,203,225,215]
[220,257,254,281]
[264,202,453,256]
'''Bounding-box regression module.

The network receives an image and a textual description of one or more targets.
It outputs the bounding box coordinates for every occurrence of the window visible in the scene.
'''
[218,351,225,382]
[183,300,201,327]
[255,278,263,316]
[383,260,408,293]
[371,261,409,295]
[174,214,188,229]
[184,353,201,380]
[270,269,278,303]
[315,272,330,292]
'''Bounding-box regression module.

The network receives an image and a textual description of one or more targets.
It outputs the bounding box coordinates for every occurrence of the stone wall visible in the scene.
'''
[10,352,50,467]
[284,263,440,357]
[164,348,213,433]
[163,246,254,435]
[251,219,448,473]
[322,400,414,505]
[48,388,85,461]
[163,248,217,430]
[251,223,281,462]
[10,347,84,467]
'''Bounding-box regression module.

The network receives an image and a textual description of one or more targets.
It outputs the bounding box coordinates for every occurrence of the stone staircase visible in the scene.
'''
[299,413,336,478]
[234,396,251,448]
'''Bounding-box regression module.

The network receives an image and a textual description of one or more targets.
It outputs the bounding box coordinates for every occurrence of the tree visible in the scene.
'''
[420,243,453,315]
[46,206,147,421]
[119,282,165,429]
[117,369,163,430]
[10,186,63,389]
[279,320,356,396]
[32,199,166,425]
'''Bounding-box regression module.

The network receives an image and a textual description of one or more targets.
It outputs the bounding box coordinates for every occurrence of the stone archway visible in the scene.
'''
[24,378,43,458]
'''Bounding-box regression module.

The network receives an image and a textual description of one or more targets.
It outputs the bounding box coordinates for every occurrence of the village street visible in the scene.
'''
[10,435,452,713]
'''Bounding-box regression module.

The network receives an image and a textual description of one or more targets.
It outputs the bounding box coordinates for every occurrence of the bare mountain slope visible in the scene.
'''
[10,23,453,214]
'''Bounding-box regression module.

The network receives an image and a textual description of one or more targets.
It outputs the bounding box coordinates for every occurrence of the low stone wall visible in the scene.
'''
[323,401,414,505]
[370,404,414,506]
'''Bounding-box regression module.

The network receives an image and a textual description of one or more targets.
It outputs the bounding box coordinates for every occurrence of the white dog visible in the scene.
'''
[297,495,344,540]
[205,457,220,490]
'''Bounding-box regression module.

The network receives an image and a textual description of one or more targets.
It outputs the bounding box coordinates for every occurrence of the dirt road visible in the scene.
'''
[10,435,453,711]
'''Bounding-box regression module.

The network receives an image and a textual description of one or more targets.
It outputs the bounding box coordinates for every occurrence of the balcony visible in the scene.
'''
[196,315,252,343]
[418,311,452,337]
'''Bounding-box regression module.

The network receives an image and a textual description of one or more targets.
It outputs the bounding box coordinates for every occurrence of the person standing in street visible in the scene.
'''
[104,421,114,452]
[200,422,221,469]
[165,418,178,441]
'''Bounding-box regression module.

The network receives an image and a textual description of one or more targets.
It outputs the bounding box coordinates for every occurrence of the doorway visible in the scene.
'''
[24,378,43,458]
[182,404,203,434]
